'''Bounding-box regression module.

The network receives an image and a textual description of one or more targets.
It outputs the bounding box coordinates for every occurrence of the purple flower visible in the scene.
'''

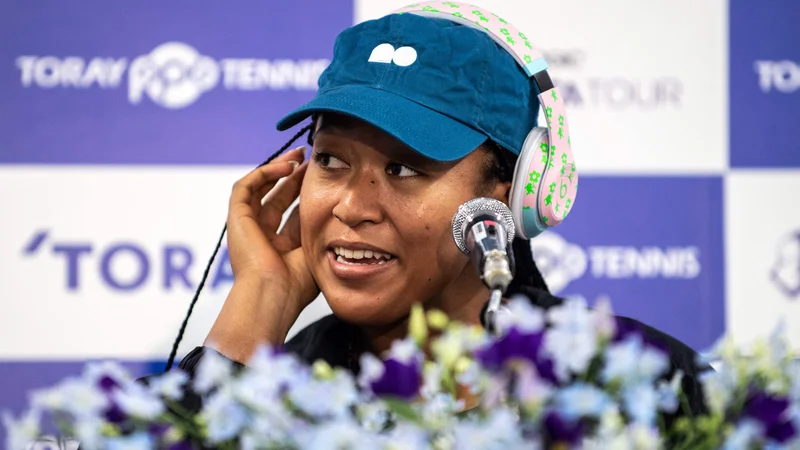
[543,410,584,445]
[475,328,559,384]
[98,375,120,392]
[167,439,196,450]
[744,391,797,443]
[370,359,421,400]
[103,401,127,424]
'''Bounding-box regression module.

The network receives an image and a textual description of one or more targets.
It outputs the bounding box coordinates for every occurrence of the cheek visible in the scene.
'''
[398,201,467,283]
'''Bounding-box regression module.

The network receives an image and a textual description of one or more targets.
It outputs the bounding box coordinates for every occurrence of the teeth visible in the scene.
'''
[336,255,390,265]
[334,247,393,260]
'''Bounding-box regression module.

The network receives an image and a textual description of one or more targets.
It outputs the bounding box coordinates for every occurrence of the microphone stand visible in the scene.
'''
[483,288,506,337]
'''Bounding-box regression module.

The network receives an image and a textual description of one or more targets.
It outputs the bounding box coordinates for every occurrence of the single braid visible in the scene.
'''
[164,122,314,371]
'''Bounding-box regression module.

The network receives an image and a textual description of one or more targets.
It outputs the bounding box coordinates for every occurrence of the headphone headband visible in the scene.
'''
[393,1,578,238]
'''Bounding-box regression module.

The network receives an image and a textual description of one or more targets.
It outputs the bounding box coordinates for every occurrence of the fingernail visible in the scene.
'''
[289,161,300,170]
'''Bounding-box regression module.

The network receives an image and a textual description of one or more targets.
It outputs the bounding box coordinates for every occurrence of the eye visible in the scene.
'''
[386,163,420,177]
[313,152,349,169]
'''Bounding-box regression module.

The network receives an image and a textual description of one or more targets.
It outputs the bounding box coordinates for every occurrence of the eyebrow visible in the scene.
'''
[313,116,456,171]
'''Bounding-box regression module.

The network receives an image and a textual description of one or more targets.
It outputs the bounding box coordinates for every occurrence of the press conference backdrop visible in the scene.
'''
[0,0,797,429]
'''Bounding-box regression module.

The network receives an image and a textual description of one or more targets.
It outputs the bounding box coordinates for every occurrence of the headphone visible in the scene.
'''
[393,1,578,240]
[165,0,577,370]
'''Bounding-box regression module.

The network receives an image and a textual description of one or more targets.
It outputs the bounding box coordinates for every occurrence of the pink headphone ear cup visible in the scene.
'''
[510,127,578,239]
[509,128,549,239]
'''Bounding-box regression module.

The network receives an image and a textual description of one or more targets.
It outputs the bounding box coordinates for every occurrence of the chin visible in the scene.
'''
[323,289,410,327]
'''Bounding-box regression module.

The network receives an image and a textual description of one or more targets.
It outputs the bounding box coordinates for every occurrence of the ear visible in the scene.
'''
[490,180,512,205]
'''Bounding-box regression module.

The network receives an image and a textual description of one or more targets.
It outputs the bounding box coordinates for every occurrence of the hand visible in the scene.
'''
[226,146,319,310]
[206,147,319,359]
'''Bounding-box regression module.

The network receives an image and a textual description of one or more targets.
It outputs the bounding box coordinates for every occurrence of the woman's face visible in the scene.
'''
[299,113,507,327]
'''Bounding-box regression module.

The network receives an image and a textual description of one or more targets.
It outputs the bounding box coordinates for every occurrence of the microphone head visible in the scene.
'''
[451,197,516,255]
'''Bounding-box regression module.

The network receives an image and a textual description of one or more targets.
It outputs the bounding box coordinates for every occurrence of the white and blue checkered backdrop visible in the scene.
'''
[1,0,797,436]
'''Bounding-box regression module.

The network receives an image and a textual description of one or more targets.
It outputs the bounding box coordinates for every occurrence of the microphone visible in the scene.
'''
[451,198,516,335]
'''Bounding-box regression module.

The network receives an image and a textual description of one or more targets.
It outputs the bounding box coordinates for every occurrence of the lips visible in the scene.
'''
[326,241,398,280]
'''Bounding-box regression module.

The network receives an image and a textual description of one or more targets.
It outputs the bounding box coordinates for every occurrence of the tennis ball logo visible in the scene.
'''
[128,42,220,109]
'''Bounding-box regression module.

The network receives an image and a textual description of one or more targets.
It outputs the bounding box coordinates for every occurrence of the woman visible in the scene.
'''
[145,9,709,419]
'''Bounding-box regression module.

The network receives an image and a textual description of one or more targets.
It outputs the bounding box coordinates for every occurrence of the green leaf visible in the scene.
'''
[382,397,422,424]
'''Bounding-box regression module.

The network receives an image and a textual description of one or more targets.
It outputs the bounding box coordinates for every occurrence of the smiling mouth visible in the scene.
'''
[331,246,396,265]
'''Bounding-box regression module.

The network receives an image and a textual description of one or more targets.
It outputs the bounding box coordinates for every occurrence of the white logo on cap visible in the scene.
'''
[368,43,417,67]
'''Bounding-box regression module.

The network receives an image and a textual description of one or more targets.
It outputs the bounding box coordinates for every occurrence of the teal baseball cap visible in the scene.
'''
[276,12,540,162]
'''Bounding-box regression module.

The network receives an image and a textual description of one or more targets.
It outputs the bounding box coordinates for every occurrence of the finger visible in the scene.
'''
[278,203,302,248]
[263,146,305,166]
[229,160,298,216]
[255,153,306,204]
[259,161,308,234]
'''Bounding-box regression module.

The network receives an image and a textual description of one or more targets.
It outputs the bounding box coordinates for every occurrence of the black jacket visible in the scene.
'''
[139,284,710,423]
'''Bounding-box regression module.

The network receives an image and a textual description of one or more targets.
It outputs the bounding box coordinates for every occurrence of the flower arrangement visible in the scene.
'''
[4,295,800,449]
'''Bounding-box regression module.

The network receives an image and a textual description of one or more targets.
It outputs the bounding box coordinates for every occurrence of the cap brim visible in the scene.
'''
[275,85,487,162]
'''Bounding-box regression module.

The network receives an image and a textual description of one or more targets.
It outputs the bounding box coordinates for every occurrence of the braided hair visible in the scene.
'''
[164,124,550,370]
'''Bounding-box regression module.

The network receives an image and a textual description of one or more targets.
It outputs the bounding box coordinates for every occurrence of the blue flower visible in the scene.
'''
[543,297,599,381]
[602,335,669,385]
[622,384,659,426]
[106,432,154,450]
[723,419,763,450]
[555,383,611,420]
[200,387,250,444]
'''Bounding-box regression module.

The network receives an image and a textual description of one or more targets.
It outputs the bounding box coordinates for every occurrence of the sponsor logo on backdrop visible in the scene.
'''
[22,230,232,292]
[770,230,800,299]
[754,60,800,94]
[15,42,330,109]
[543,49,683,110]
[531,231,702,294]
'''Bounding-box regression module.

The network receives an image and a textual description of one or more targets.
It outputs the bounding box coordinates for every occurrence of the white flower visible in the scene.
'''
[556,383,611,420]
[112,381,165,420]
[455,359,485,395]
[544,297,598,380]
[622,384,658,426]
[592,295,617,340]
[73,415,105,450]
[388,337,422,365]
[700,370,734,414]
[146,370,188,401]
[200,386,250,444]
[722,419,763,450]
[300,419,377,450]
[288,371,358,419]
[356,401,391,432]
[30,377,108,419]
[382,423,431,450]
[452,408,524,449]
[495,295,545,334]
[193,349,236,394]
[544,327,597,381]
[106,432,154,450]
[421,361,443,400]
[358,353,385,389]
[82,360,134,390]
[420,392,461,429]
[602,335,669,385]
[514,361,553,411]
[2,408,41,450]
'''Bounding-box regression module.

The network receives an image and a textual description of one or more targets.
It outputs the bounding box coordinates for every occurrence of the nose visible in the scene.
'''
[332,171,384,228]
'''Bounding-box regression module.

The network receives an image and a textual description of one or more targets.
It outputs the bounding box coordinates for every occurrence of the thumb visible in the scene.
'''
[285,246,319,307]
